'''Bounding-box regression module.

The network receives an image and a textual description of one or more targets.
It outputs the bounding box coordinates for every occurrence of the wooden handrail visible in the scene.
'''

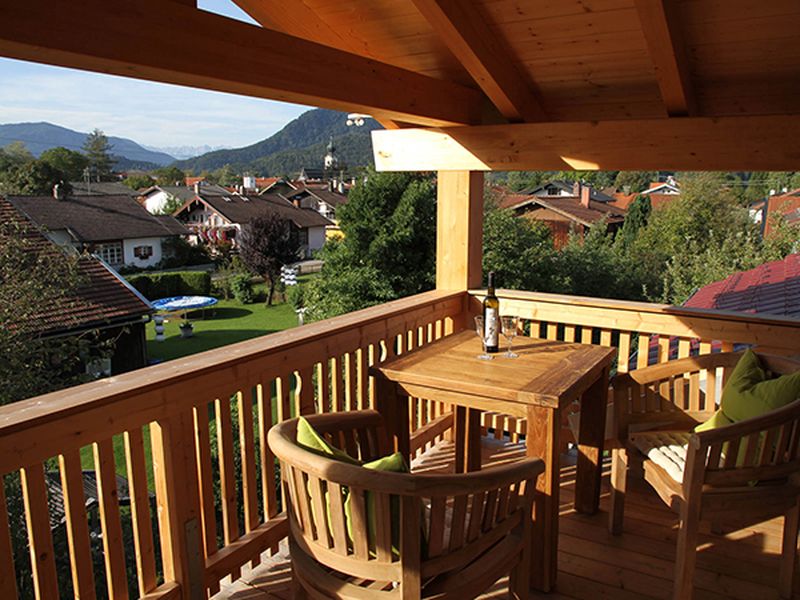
[0,289,465,473]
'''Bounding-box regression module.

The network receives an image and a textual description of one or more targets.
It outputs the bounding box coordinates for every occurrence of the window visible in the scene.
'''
[134,245,153,259]
[298,229,309,245]
[97,242,123,265]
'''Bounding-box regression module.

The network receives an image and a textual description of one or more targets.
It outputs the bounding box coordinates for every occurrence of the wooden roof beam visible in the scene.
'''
[232,0,408,130]
[410,0,547,123]
[371,115,800,172]
[0,0,485,128]
[635,0,697,117]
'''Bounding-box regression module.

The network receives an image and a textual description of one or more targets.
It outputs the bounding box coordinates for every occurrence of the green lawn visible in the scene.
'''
[146,296,299,362]
[79,289,302,482]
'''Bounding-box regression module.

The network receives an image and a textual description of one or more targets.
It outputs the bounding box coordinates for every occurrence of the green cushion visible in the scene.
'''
[694,409,733,432]
[293,417,408,553]
[720,350,800,423]
[296,416,360,465]
[345,452,409,554]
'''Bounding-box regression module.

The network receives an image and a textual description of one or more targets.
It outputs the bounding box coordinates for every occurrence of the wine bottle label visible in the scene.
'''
[485,308,499,348]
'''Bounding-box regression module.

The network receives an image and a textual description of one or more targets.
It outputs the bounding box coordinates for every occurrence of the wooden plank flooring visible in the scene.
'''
[214,437,800,599]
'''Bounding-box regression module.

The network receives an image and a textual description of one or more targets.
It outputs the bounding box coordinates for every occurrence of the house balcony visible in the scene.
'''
[1,288,798,599]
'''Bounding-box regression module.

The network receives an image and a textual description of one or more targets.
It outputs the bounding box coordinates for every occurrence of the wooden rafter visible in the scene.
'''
[371,115,800,172]
[411,0,546,123]
[635,0,697,117]
[232,0,407,129]
[0,0,485,127]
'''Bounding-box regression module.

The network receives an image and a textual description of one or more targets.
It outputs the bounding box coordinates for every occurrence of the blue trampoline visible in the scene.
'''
[151,296,218,312]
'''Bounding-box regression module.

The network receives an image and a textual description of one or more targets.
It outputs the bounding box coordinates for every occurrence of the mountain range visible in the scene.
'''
[0,122,176,167]
[0,108,382,176]
[174,109,382,174]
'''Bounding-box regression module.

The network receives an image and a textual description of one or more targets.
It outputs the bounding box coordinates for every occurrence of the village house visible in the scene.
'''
[499,182,625,248]
[609,177,681,211]
[1,197,153,374]
[750,188,800,236]
[7,189,189,269]
[138,184,198,214]
[173,183,332,257]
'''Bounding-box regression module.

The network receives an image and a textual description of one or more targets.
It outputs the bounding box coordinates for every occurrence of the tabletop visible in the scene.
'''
[373,329,615,409]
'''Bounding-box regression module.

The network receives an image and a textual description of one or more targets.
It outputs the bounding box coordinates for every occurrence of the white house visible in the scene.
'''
[173,184,332,258]
[139,184,199,215]
[8,191,189,269]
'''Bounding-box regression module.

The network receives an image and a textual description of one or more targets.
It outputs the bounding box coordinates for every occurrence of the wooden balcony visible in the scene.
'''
[1,288,798,599]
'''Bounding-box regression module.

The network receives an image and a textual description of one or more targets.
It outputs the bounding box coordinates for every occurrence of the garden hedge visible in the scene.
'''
[126,271,211,300]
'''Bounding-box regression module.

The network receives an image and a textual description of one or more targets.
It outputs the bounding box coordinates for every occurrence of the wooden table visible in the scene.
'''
[371,330,615,592]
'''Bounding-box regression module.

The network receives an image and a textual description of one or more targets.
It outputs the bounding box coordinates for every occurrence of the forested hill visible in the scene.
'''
[174,108,382,174]
[0,122,176,166]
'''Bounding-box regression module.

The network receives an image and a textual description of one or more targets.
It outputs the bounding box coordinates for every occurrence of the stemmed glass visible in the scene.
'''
[501,315,519,358]
[474,315,493,360]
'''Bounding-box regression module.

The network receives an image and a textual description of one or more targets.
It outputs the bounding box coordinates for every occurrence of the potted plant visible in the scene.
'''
[179,321,194,338]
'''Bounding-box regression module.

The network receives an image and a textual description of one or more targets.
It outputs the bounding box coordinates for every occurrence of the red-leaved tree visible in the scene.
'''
[238,212,301,305]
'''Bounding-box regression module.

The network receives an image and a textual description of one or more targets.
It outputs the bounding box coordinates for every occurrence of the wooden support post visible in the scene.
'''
[575,366,610,514]
[375,376,410,464]
[436,171,484,292]
[453,406,482,473]
[151,411,205,600]
[526,405,559,592]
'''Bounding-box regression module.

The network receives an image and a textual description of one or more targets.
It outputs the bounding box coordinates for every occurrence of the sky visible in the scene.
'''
[0,0,310,151]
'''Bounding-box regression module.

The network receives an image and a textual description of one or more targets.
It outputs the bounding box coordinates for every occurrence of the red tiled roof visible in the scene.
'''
[526,197,625,227]
[185,176,206,186]
[765,190,800,236]
[255,177,280,189]
[609,192,677,211]
[1,198,152,335]
[684,254,800,318]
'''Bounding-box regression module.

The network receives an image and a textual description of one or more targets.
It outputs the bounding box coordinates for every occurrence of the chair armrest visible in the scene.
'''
[694,398,800,447]
[624,352,742,386]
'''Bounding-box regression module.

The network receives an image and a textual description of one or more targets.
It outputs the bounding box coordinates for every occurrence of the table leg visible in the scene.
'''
[454,407,482,473]
[375,377,410,462]
[526,405,559,592]
[575,366,610,515]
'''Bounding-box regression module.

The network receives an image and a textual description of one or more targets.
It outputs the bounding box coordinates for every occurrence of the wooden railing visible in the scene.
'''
[2,287,799,599]
[0,289,465,600]
[468,289,800,442]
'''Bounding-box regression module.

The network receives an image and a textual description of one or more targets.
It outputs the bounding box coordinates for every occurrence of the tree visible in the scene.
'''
[153,166,185,186]
[82,128,115,180]
[0,160,67,195]
[0,141,34,169]
[122,173,155,190]
[614,171,657,194]
[482,195,555,291]
[39,146,90,180]
[239,213,301,305]
[209,164,239,186]
[616,194,651,249]
[304,171,437,320]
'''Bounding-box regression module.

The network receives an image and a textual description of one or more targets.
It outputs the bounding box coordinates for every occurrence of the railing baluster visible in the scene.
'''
[0,480,17,598]
[257,379,278,521]
[124,428,158,595]
[192,404,220,594]
[618,331,631,373]
[20,463,59,600]
[238,391,260,552]
[215,396,240,580]
[59,449,96,599]
[94,438,129,600]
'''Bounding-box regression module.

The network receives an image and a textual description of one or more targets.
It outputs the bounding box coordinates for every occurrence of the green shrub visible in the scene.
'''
[127,270,211,300]
[287,284,304,310]
[230,274,254,304]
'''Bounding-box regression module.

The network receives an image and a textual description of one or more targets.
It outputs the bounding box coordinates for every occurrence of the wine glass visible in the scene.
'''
[501,315,519,358]
[474,315,493,360]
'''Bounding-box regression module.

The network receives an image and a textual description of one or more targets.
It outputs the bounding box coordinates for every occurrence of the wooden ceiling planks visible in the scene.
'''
[410,0,547,122]
[1,0,798,169]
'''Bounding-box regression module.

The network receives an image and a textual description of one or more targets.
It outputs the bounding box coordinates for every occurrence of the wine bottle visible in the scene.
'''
[483,271,499,353]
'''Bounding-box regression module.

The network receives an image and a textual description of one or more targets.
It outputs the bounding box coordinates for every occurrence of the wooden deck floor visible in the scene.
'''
[214,437,799,600]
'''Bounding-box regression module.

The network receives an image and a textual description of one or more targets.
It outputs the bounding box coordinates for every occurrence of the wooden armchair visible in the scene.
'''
[268,410,544,599]
[609,351,800,600]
